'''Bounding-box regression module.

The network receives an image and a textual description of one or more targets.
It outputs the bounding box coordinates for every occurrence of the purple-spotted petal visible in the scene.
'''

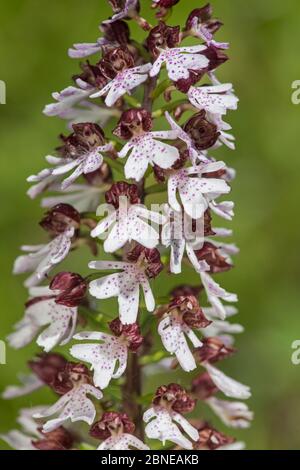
[70,332,128,389]
[35,384,102,432]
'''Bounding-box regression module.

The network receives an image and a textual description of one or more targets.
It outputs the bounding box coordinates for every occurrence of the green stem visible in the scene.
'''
[152,99,189,118]
[151,79,172,101]
[123,94,142,108]
[145,183,167,196]
[103,156,124,175]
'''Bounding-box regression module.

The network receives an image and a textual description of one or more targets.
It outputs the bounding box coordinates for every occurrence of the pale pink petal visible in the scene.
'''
[209,200,235,220]
[0,431,36,450]
[124,147,150,181]
[70,334,127,389]
[89,273,122,300]
[36,384,102,432]
[170,239,185,274]
[51,159,80,176]
[166,52,208,81]
[167,176,181,213]
[68,41,103,59]
[91,212,117,239]
[151,140,179,169]
[188,85,239,115]
[206,397,253,429]
[141,278,155,313]
[149,55,165,77]
[144,407,195,450]
[158,316,196,372]
[2,374,44,399]
[89,260,129,270]
[44,86,92,117]
[103,220,129,253]
[129,217,159,249]
[118,276,140,324]
[171,412,199,441]
[205,363,251,400]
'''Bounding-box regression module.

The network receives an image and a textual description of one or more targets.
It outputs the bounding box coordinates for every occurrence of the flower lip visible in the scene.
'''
[50,272,87,308]
[191,372,219,400]
[90,411,135,440]
[99,47,135,79]
[58,122,105,159]
[184,110,220,151]
[39,204,81,235]
[100,20,130,46]
[185,5,223,34]
[168,295,212,329]
[33,426,74,451]
[194,337,236,364]
[194,423,235,450]
[113,108,153,140]
[146,21,180,57]
[195,242,232,274]
[109,317,144,351]
[126,244,163,278]
[105,181,140,209]
[28,353,68,388]
[153,383,196,414]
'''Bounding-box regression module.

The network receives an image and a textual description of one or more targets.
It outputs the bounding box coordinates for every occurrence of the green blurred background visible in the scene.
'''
[1,0,300,450]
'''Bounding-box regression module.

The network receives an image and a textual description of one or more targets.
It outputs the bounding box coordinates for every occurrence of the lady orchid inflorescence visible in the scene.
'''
[2,1,253,451]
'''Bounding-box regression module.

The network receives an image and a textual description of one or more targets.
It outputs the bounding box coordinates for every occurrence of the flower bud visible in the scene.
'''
[99,47,134,80]
[184,111,220,151]
[195,242,232,273]
[73,62,107,89]
[153,383,196,414]
[203,45,228,71]
[33,427,74,451]
[113,108,152,140]
[58,122,105,159]
[175,70,204,93]
[191,372,219,400]
[194,337,236,364]
[50,272,87,307]
[194,424,235,450]
[109,318,144,351]
[51,362,92,395]
[168,295,212,329]
[40,204,81,235]
[154,0,179,7]
[105,181,140,209]
[100,20,130,46]
[203,209,215,236]
[90,412,135,440]
[146,22,180,57]
[28,353,68,389]
[109,0,140,15]
[170,284,202,298]
[127,244,163,278]
[185,5,223,35]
